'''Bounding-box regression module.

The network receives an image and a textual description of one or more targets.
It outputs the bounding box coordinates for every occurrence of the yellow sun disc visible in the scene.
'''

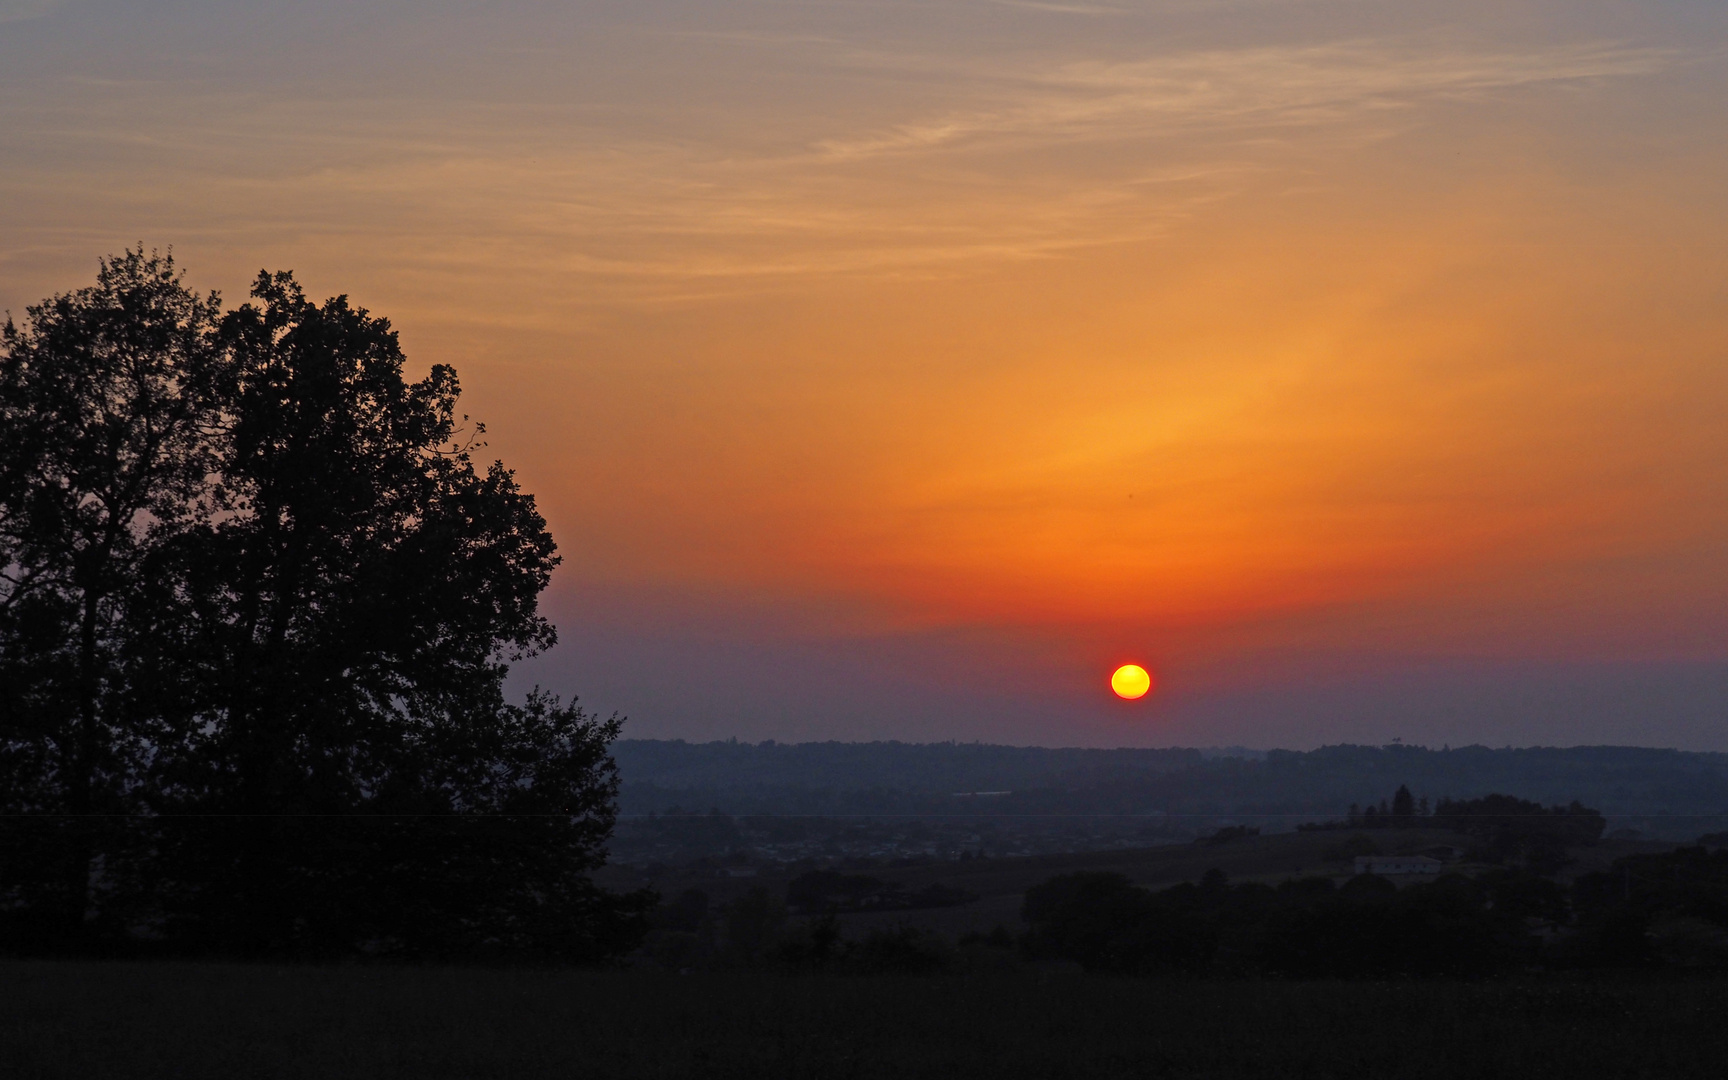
[1110,664,1153,700]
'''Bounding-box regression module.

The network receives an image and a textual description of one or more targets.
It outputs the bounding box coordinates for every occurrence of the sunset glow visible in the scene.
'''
[5,0,1728,747]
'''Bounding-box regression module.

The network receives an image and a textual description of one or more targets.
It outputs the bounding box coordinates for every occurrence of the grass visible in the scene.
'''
[5,961,1728,1079]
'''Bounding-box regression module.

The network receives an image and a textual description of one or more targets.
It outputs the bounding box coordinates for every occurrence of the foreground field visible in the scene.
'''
[4,962,1728,1079]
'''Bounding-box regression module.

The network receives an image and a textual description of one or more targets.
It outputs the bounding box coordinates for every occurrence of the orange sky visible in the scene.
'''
[5,0,1727,746]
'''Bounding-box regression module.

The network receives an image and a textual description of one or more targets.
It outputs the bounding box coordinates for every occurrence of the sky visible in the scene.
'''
[4,0,1727,749]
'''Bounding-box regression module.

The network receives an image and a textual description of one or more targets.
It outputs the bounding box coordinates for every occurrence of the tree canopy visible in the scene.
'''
[1,250,644,959]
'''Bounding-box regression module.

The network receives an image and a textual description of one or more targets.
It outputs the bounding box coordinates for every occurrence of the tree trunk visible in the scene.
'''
[60,585,102,947]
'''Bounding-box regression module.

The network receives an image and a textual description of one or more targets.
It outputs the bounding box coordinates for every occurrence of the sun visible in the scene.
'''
[1110,663,1153,700]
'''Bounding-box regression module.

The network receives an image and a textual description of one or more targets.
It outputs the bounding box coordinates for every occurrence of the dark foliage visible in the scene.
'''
[1018,838,1728,978]
[636,874,979,973]
[1021,872,1217,974]
[1255,874,1530,977]
[0,251,644,960]
[1021,866,1557,977]
[785,870,976,914]
[1301,788,1605,872]
[1318,832,1381,861]
[1198,824,1259,846]
[0,250,223,947]
[651,888,712,934]
[1569,846,1728,968]
[1432,794,1605,871]
[845,925,954,973]
[773,915,957,974]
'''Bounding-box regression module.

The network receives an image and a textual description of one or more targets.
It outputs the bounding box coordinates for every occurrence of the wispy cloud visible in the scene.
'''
[530,37,1676,287]
[987,0,1130,15]
[0,30,1683,300]
[0,0,65,23]
[816,41,1674,159]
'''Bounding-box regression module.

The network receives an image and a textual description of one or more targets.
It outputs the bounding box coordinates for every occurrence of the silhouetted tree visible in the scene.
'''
[1392,784,1415,823]
[1434,794,1604,872]
[1199,825,1259,846]
[1,253,644,959]
[0,250,222,949]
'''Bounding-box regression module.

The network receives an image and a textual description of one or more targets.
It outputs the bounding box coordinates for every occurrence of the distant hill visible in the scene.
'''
[614,739,1203,798]
[614,740,1728,839]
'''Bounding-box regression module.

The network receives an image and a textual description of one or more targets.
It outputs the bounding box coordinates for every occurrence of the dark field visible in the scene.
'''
[5,962,1728,1079]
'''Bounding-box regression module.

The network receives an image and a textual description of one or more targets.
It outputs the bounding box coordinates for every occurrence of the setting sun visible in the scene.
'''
[1110,664,1153,701]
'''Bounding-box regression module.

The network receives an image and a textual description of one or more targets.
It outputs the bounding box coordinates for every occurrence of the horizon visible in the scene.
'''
[7,0,1728,749]
[614,735,1723,755]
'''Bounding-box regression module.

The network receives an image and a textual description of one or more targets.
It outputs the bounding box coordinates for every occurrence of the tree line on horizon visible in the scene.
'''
[0,250,644,959]
[1297,786,1607,872]
[1014,842,1728,978]
[631,797,1728,977]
